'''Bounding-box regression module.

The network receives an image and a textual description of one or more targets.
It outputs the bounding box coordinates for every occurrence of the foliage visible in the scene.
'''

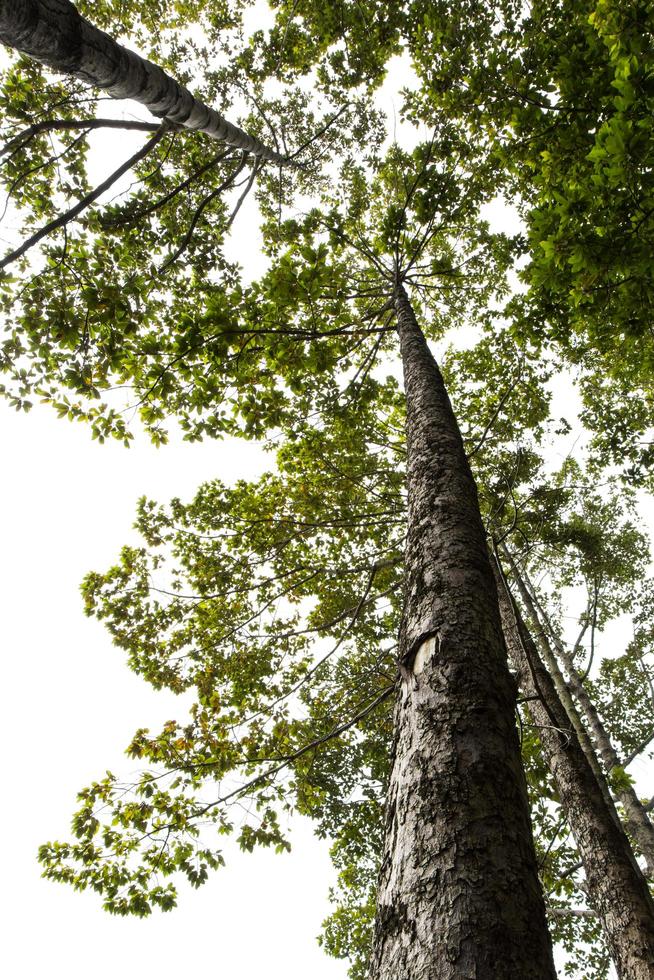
[39,390,400,918]
[2,2,654,978]
[0,3,382,442]
[269,0,654,479]
[37,318,652,976]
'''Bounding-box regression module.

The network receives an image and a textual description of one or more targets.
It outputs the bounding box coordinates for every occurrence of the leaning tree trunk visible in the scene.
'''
[497,548,609,794]
[0,0,293,165]
[509,555,654,879]
[368,282,557,980]
[493,558,654,979]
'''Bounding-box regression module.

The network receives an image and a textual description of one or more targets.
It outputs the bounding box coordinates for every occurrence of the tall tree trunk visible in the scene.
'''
[493,557,654,979]
[508,554,654,878]
[368,282,557,980]
[0,0,293,165]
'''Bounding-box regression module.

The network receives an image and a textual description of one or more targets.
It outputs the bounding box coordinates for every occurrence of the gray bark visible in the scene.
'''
[0,0,293,166]
[494,558,654,979]
[369,283,557,980]
[511,558,654,878]
[555,646,654,877]
[624,730,654,770]
[501,548,616,805]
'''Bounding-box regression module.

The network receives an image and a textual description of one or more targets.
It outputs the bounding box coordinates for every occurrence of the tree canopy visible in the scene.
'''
[2,1,654,977]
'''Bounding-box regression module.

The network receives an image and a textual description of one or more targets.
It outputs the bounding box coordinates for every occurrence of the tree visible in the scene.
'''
[3,2,654,978]
[31,142,654,971]
[266,0,654,480]
[504,548,654,878]
[0,0,375,442]
[368,282,556,979]
[38,332,654,977]
[0,0,294,163]
[493,558,654,978]
[20,123,559,971]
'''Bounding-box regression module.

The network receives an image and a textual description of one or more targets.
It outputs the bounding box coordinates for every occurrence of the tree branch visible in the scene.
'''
[0,122,168,270]
[1,117,161,159]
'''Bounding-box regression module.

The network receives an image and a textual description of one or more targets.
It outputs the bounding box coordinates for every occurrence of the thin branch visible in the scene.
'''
[492,545,571,740]
[1,118,162,159]
[638,651,654,711]
[191,685,395,818]
[226,157,260,228]
[0,124,168,271]
[289,102,352,161]
[622,728,654,769]
[467,363,523,459]
[100,149,232,228]
[559,860,583,879]
[547,907,598,919]
[237,559,397,727]
[538,812,567,870]
[158,153,248,273]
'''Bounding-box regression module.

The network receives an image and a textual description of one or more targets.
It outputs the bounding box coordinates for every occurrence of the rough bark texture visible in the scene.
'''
[368,283,557,980]
[511,558,654,878]
[0,0,292,165]
[494,558,654,979]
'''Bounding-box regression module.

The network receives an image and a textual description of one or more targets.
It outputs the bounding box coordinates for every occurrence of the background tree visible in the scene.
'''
[263,0,654,481]
[0,0,378,442]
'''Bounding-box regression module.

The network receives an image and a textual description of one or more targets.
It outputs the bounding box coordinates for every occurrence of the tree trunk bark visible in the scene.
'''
[509,555,654,878]
[0,0,293,166]
[500,548,614,799]
[493,556,654,979]
[368,282,557,979]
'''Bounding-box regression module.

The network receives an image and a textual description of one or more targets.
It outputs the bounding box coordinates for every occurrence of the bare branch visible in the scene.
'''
[622,728,654,769]
[547,907,598,919]
[1,117,161,159]
[158,152,248,274]
[100,149,232,228]
[194,684,395,816]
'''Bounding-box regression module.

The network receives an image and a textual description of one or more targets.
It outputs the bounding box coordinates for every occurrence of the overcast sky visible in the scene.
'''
[1,402,348,978]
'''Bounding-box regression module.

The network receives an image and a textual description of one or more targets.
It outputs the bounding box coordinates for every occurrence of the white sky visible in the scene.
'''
[1,405,346,978]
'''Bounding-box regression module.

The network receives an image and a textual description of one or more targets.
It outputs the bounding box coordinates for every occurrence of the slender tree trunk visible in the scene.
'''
[499,548,614,797]
[493,557,654,979]
[0,0,293,165]
[369,282,557,979]
[509,555,654,878]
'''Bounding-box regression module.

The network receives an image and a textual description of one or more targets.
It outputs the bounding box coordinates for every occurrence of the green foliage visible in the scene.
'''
[40,393,398,916]
[2,3,654,977]
[587,594,654,765]
[0,4,383,442]
[39,321,648,976]
[410,0,654,477]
